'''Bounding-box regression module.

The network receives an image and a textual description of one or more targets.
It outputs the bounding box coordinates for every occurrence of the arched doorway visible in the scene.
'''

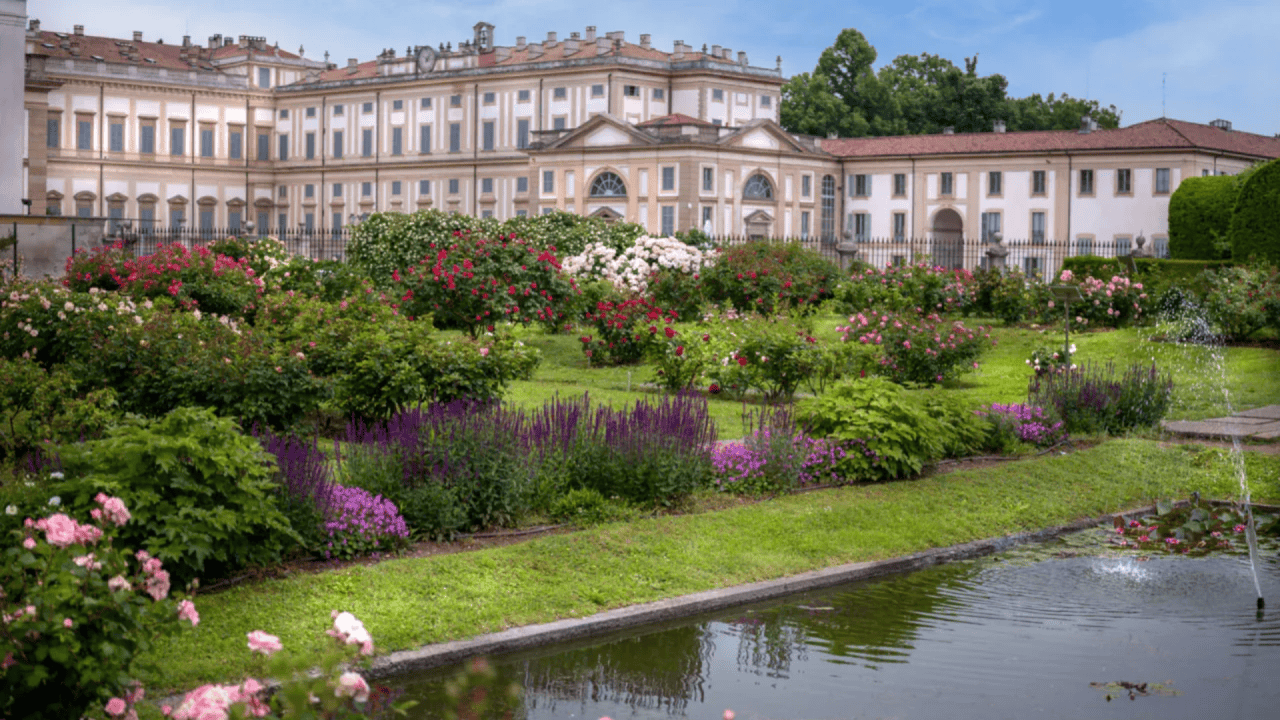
[931,208,964,269]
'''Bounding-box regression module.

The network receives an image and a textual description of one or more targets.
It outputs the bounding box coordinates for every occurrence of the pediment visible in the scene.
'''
[744,209,774,223]
[739,129,779,150]
[720,120,816,154]
[584,125,632,147]
[537,113,656,151]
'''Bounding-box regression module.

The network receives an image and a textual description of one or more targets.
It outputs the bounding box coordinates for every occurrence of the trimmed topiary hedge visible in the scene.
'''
[1228,158,1280,264]
[1168,175,1238,260]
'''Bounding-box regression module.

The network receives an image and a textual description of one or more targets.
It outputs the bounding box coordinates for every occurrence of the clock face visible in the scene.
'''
[415,46,436,73]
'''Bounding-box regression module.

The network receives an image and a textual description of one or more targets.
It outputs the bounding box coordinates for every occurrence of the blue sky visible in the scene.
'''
[27,0,1279,136]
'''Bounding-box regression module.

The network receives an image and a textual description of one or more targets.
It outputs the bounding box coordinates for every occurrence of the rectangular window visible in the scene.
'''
[333,104,344,116]
[893,173,907,196]
[552,87,566,100]
[661,206,675,236]
[1155,168,1171,194]
[517,90,530,102]
[361,129,373,157]
[418,179,430,194]
[1032,170,1046,195]
[140,122,157,155]
[255,211,268,235]
[516,119,529,149]
[392,99,403,111]
[481,177,493,194]
[1031,211,1046,244]
[198,209,215,236]
[711,88,724,102]
[306,106,316,118]
[279,109,289,120]
[591,84,604,97]
[304,184,314,199]
[229,128,242,159]
[332,130,343,158]
[46,116,60,148]
[279,185,288,198]
[662,166,675,192]
[981,212,1002,242]
[516,176,528,193]
[75,117,93,150]
[854,174,870,197]
[703,167,715,193]
[304,213,314,232]
[171,207,184,228]
[483,92,496,104]
[258,67,270,88]
[653,88,665,100]
[702,206,713,231]
[448,178,459,195]
[517,209,528,217]
[1079,169,1094,195]
[169,124,186,156]
[305,131,315,159]
[854,212,870,241]
[482,121,494,151]
[939,172,953,196]
[1023,256,1042,277]
[988,171,1002,196]
[1116,168,1132,194]
[419,124,431,152]
[362,102,373,114]
[200,126,214,158]
[332,212,343,236]
[332,183,343,198]
[449,123,461,153]
[361,182,372,197]
[107,119,124,152]
[277,213,286,231]
[277,133,288,161]
[391,181,402,195]
[1115,235,1132,257]
[761,95,772,107]
[139,206,154,231]
[255,131,268,161]
[227,210,241,233]
[893,212,907,242]
[1076,235,1094,255]
[420,97,432,109]
[552,116,566,130]
[800,211,810,239]
[542,170,554,194]
[450,94,462,107]
[391,127,403,155]
[623,85,640,97]
[801,174,811,198]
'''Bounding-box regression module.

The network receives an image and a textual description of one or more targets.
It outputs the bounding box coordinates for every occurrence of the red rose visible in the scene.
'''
[664,326,676,338]
[736,355,748,366]
[675,345,684,356]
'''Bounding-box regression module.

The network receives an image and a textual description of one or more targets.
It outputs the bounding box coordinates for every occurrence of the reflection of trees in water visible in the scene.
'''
[520,624,714,715]
[727,563,979,670]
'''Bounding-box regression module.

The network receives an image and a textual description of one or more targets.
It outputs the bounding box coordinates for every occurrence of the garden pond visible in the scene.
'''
[386,524,1280,719]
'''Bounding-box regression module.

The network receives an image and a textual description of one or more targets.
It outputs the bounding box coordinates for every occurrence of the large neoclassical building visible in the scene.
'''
[13,14,1280,263]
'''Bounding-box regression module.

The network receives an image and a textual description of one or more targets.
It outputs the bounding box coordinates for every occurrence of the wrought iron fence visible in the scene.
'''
[113,225,352,261]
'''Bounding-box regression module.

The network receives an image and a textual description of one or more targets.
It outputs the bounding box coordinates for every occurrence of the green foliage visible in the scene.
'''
[839,310,993,386]
[700,312,850,401]
[1168,175,1240,260]
[0,356,118,465]
[261,255,372,302]
[700,241,840,315]
[1200,264,1280,340]
[548,487,637,527]
[347,210,498,287]
[501,210,646,257]
[834,260,974,315]
[797,377,984,481]
[1228,158,1280,264]
[0,498,197,720]
[206,236,291,278]
[580,298,676,366]
[53,407,301,587]
[1060,256,1227,302]
[1027,362,1174,435]
[966,267,1035,324]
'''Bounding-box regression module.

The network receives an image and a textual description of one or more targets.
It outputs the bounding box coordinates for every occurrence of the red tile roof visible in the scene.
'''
[315,60,381,82]
[636,113,716,128]
[491,41,736,68]
[31,30,299,73]
[820,118,1280,160]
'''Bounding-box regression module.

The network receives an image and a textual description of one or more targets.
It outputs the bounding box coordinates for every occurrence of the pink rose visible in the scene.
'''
[178,599,200,627]
[108,575,132,593]
[105,697,127,716]
[40,513,78,548]
[22,537,35,550]
[246,630,283,655]
[334,671,370,702]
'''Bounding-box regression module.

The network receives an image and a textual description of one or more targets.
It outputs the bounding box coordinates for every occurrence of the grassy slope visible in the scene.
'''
[142,440,1280,693]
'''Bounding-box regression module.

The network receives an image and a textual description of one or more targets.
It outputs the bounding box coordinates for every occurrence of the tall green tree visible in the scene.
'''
[1006,93,1121,131]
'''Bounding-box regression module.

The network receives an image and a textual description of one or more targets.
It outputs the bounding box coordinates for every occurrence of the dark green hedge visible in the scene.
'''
[1228,158,1280,264]
[1168,175,1238,260]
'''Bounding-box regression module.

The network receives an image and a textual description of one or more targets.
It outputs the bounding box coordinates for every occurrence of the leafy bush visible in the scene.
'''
[1048,269,1151,328]
[1027,343,1077,376]
[699,241,840,315]
[975,403,1067,451]
[319,485,411,560]
[347,210,499,287]
[0,495,198,720]
[548,487,636,527]
[798,377,986,481]
[1027,361,1174,435]
[836,260,974,315]
[0,356,119,465]
[579,297,677,366]
[501,209,647,257]
[261,256,372,302]
[700,312,850,401]
[561,235,714,296]
[710,406,847,494]
[392,230,579,335]
[967,267,1035,324]
[51,407,301,587]
[1199,264,1280,340]
[207,235,292,277]
[839,310,993,386]
[1168,175,1239,260]
[1227,158,1280,264]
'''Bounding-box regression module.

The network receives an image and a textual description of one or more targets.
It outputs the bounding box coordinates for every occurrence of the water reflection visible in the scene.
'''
[388,541,1280,720]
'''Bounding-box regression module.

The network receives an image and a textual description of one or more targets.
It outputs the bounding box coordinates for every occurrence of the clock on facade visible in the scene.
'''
[415,46,436,73]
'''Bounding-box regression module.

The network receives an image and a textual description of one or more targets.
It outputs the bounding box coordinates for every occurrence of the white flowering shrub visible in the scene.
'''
[562,236,715,296]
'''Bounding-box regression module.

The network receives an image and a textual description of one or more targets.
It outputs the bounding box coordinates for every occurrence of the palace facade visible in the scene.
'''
[12,13,1280,266]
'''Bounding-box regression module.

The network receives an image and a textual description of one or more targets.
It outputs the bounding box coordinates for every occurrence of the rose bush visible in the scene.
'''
[839,310,993,386]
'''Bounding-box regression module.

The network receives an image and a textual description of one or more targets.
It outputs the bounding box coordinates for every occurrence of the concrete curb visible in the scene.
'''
[364,508,1131,680]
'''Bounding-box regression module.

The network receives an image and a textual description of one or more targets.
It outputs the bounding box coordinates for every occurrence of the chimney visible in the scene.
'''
[943,126,955,135]
[596,37,609,56]
[1078,115,1096,134]
[28,19,40,32]
[182,35,191,47]
[495,47,510,62]
[133,30,143,42]
[584,26,596,43]
[209,34,220,48]
[722,48,732,60]
[607,30,624,42]
[73,24,84,36]
[565,33,579,54]
[993,119,1006,133]
[1210,118,1232,131]
[640,34,651,50]
[515,36,526,49]
[738,50,747,65]
[68,37,81,57]
[528,42,543,59]
[224,37,233,47]
[673,39,684,60]
[711,44,721,57]
[545,31,557,47]
[346,58,358,73]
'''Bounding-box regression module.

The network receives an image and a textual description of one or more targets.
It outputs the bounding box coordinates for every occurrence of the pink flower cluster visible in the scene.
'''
[167,678,270,719]
[136,550,171,601]
[103,683,146,719]
[327,610,375,656]
[247,629,283,655]
[33,513,102,548]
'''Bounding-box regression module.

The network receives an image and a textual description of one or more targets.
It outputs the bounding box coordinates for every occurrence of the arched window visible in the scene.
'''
[743,173,774,200]
[589,171,627,197]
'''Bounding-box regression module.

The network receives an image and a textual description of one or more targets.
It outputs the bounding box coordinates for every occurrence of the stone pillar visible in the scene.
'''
[984,233,1009,271]
[835,227,860,271]
[0,2,29,215]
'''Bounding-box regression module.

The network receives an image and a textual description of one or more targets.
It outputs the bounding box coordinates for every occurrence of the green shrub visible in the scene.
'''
[261,256,371,302]
[1227,158,1280,264]
[0,356,119,465]
[347,210,498,287]
[579,297,675,366]
[834,260,974,316]
[838,310,993,386]
[548,487,636,526]
[700,241,840,315]
[797,377,985,481]
[1199,264,1280,340]
[699,312,851,401]
[500,210,646,256]
[967,267,1035,324]
[1168,175,1239,260]
[52,407,301,587]
[1027,361,1174,435]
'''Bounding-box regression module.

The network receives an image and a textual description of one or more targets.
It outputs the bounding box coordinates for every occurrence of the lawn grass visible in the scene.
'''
[140,439,1280,694]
